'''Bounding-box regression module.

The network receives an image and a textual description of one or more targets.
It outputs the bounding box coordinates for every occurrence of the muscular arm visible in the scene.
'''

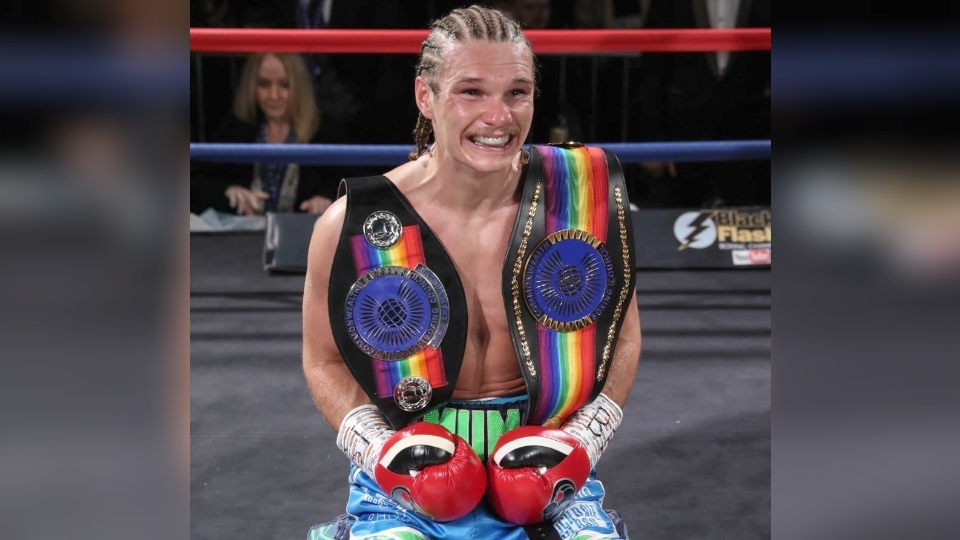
[302,198,371,430]
[600,296,641,408]
[557,294,640,469]
[303,206,489,520]
[487,294,642,522]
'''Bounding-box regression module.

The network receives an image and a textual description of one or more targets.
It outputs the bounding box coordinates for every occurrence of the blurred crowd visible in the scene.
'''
[190,0,771,215]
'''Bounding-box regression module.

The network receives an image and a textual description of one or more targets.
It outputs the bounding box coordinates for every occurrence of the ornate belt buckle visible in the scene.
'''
[394,376,432,411]
[522,229,615,332]
[363,211,402,248]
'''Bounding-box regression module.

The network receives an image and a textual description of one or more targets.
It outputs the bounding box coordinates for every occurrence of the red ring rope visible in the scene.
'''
[189,28,771,54]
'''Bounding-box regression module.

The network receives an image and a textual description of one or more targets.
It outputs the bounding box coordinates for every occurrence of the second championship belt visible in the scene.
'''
[329,176,467,429]
[503,144,637,428]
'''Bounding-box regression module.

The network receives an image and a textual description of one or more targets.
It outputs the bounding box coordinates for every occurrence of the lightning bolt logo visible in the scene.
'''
[677,211,716,251]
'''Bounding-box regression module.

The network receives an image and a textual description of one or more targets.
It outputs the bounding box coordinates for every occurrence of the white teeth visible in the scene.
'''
[471,135,510,147]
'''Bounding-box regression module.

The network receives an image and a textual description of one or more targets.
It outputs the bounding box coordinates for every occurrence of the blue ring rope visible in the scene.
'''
[189,140,770,166]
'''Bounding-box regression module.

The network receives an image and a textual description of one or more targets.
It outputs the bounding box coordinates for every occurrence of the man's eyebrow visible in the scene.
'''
[451,76,535,85]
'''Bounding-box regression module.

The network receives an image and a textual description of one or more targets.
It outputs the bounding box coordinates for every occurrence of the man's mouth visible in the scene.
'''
[468,134,512,148]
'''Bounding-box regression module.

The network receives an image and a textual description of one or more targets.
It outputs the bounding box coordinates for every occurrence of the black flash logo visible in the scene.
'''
[678,212,713,251]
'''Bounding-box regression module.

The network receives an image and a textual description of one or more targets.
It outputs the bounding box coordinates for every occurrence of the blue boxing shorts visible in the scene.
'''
[330,395,625,540]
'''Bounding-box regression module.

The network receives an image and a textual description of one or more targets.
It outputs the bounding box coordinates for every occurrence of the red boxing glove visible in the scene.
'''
[374,422,486,522]
[486,426,591,525]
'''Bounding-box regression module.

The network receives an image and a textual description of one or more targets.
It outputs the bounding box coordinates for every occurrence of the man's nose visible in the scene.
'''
[482,97,511,126]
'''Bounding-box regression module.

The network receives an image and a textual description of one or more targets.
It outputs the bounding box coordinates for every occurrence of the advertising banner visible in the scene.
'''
[633,207,771,269]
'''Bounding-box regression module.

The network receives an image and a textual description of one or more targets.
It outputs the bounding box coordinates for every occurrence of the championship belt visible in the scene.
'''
[503,144,636,428]
[328,176,468,429]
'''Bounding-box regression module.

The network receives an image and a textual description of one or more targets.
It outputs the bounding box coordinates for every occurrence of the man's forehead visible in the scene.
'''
[438,41,534,81]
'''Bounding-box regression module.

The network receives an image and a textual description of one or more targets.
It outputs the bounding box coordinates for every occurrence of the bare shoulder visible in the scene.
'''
[318,193,346,225]
[384,156,428,191]
[307,197,347,274]
[309,155,424,264]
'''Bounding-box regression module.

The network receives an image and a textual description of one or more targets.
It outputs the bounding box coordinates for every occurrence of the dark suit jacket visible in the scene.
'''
[627,0,771,205]
[190,113,352,215]
[631,0,770,142]
[324,0,421,144]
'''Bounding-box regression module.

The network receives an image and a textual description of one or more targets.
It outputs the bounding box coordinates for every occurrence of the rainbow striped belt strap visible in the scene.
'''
[328,176,468,429]
[504,144,636,428]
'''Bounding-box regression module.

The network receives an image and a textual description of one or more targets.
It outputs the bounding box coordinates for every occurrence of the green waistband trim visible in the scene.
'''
[423,405,522,461]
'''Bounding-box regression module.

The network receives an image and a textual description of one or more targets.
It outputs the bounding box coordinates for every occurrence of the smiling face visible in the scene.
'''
[255,54,291,123]
[416,40,535,176]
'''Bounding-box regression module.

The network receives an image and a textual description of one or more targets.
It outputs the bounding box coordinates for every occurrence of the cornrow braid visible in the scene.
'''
[408,113,435,161]
[410,4,533,161]
[475,6,496,38]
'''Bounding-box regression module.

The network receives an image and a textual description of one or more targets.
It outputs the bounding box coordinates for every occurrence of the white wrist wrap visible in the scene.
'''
[335,405,394,477]
[561,393,623,469]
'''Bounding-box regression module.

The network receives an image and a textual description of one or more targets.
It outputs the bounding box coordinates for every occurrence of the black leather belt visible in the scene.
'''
[327,176,468,429]
[502,144,637,427]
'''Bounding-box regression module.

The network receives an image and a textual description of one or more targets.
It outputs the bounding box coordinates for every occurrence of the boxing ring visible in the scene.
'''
[190,26,771,539]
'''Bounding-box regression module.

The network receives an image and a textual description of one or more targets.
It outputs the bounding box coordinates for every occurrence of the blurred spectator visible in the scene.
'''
[573,0,613,28]
[190,2,236,143]
[610,0,652,28]
[323,1,422,144]
[558,0,623,145]
[628,0,771,208]
[244,0,422,146]
[190,0,300,144]
[190,0,295,28]
[194,0,236,28]
[190,53,349,216]
[492,0,553,29]
[491,0,585,144]
[289,0,361,130]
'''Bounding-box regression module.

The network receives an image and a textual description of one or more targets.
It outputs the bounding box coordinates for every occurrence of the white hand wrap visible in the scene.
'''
[560,393,623,469]
[335,405,394,477]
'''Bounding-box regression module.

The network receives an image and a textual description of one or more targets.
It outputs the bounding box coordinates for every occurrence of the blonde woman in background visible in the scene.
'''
[191,52,349,216]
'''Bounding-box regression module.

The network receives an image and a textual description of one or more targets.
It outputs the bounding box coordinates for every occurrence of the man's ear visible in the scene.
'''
[414,77,435,120]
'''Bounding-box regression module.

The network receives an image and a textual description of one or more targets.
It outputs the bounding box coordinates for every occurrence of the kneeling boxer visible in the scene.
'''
[302,5,640,539]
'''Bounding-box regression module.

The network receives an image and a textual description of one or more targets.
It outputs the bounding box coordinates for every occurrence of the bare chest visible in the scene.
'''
[405,200,525,396]
[432,218,511,326]
[424,211,518,358]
